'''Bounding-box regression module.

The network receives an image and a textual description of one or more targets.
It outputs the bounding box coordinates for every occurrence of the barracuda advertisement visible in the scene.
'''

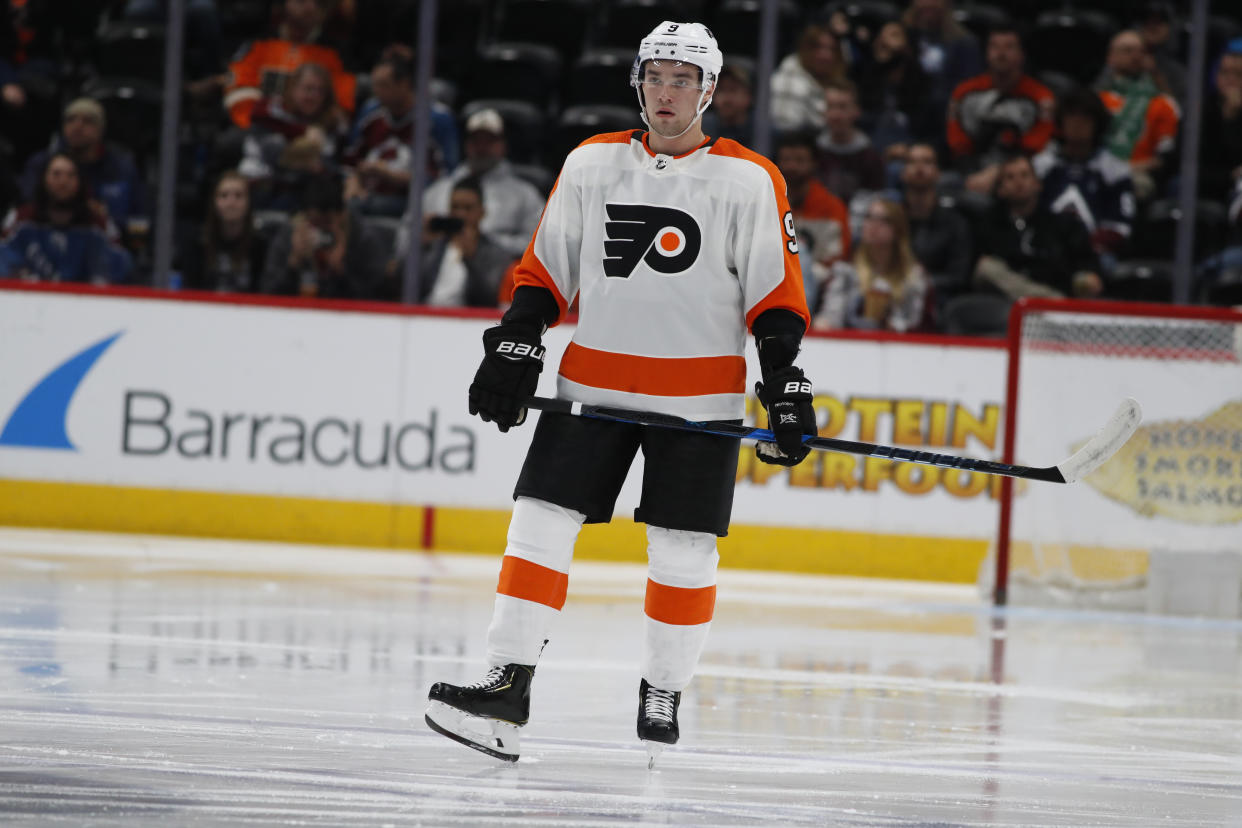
[0,288,1008,540]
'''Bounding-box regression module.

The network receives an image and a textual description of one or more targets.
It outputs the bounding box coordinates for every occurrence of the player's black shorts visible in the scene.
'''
[513,410,741,537]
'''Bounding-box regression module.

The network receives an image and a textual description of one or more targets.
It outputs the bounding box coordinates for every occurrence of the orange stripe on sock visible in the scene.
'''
[644,579,716,625]
[497,555,569,610]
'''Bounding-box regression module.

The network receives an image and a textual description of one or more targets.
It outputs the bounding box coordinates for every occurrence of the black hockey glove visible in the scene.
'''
[468,323,546,432]
[754,366,816,466]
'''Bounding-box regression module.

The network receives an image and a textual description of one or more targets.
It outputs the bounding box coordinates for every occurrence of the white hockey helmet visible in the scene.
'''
[630,21,723,137]
[630,21,724,88]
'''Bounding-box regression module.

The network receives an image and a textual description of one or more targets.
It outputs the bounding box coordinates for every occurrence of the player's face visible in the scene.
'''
[640,61,706,136]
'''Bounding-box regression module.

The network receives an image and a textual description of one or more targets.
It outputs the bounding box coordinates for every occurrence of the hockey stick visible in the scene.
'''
[525,396,1142,484]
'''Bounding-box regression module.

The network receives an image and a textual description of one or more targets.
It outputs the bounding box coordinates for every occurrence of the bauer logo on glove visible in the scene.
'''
[495,341,545,362]
[469,324,546,433]
[754,366,816,467]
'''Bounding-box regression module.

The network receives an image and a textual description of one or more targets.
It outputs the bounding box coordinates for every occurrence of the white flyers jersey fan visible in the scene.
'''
[512,130,809,420]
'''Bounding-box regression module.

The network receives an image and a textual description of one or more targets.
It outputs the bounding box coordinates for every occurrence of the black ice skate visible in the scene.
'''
[425,663,534,762]
[637,678,681,768]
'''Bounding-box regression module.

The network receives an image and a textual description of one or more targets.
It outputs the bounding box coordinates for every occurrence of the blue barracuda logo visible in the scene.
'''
[0,332,123,450]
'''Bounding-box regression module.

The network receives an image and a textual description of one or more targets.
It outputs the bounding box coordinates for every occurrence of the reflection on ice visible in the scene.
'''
[0,528,1239,826]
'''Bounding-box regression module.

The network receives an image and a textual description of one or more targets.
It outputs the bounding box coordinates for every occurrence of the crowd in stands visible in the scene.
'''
[1,0,1241,333]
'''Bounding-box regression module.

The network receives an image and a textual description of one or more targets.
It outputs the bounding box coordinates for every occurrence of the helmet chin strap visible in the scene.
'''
[636,85,715,142]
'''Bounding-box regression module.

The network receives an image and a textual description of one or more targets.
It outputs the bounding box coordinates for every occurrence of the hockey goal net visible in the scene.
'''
[988,298,1242,615]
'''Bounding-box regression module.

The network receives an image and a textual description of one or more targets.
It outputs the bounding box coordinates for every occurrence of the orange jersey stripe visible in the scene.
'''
[559,341,745,397]
[644,579,716,626]
[496,555,569,610]
[512,172,572,322]
[707,139,810,331]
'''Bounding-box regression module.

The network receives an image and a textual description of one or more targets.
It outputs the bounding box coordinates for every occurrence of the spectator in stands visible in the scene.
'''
[855,20,934,162]
[239,62,348,211]
[817,80,886,206]
[1194,40,1242,300]
[902,0,982,136]
[0,152,132,284]
[407,177,515,307]
[1134,2,1186,105]
[1094,30,1181,200]
[0,148,18,219]
[1033,88,1135,272]
[122,0,224,83]
[776,131,850,308]
[701,64,754,146]
[20,98,146,234]
[900,142,972,306]
[947,25,1055,194]
[220,0,356,130]
[1199,40,1242,210]
[344,47,459,213]
[815,198,928,332]
[0,5,27,128]
[180,170,267,292]
[261,174,386,299]
[342,53,419,217]
[0,1,70,161]
[973,154,1101,300]
[771,23,848,133]
[421,109,543,260]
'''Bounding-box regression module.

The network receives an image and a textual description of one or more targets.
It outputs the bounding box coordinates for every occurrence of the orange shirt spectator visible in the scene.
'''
[947,73,1054,158]
[1097,90,1179,165]
[947,26,1054,194]
[226,40,356,129]
[223,0,356,129]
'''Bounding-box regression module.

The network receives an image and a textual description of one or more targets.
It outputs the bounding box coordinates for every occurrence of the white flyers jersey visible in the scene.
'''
[513,130,809,420]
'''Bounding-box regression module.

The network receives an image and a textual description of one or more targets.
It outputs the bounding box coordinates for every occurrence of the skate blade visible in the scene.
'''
[425,700,521,762]
[643,741,664,769]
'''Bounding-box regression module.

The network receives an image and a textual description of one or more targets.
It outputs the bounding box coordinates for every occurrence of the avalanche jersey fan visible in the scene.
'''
[425,22,816,767]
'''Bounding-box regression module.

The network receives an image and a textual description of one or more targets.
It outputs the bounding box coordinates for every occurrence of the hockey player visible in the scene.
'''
[424,22,817,767]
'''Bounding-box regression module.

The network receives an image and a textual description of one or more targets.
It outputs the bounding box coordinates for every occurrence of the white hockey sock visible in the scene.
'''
[485,497,584,667]
[642,525,719,691]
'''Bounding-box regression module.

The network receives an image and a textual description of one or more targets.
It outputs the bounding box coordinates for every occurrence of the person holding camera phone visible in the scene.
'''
[420,109,545,260]
[260,173,387,299]
[397,177,515,306]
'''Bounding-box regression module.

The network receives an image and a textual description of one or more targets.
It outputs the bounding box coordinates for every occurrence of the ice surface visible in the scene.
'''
[1,528,1240,826]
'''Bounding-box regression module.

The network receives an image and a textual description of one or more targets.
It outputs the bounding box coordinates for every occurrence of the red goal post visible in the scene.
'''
[992,298,1242,613]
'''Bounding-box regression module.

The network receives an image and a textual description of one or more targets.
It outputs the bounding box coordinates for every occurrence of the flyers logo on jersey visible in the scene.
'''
[603,203,702,278]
